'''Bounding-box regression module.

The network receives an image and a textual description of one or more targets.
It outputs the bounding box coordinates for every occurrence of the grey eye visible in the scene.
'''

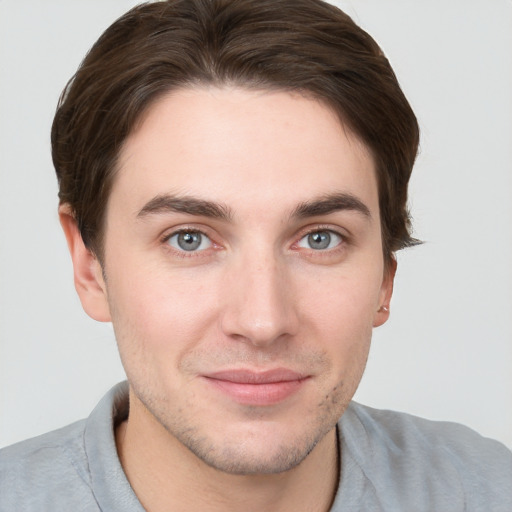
[167,231,212,252]
[298,230,342,250]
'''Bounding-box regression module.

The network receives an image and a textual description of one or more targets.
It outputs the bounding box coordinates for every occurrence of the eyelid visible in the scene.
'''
[167,230,211,252]
[160,225,220,256]
[159,223,349,258]
[295,224,348,241]
[161,226,208,242]
[291,224,349,254]
[297,230,342,249]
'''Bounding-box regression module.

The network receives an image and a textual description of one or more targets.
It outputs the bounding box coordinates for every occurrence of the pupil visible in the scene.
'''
[308,231,330,250]
[178,232,201,251]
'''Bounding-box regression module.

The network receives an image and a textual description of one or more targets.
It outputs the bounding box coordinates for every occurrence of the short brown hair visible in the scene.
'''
[52,0,420,263]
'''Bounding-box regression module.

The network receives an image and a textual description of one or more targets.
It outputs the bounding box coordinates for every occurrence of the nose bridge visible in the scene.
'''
[221,243,297,346]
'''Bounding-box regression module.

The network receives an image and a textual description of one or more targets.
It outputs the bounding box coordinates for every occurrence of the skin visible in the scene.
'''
[60,87,395,512]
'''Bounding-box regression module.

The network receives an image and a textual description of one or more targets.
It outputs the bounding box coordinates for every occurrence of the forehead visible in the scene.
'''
[113,87,378,218]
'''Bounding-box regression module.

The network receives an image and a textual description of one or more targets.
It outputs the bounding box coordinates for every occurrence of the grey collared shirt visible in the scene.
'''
[1,382,511,511]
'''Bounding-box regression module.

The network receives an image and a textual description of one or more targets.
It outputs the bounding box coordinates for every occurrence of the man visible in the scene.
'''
[0,0,510,510]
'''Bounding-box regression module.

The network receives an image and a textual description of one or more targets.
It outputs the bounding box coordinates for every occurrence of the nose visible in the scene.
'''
[220,250,299,347]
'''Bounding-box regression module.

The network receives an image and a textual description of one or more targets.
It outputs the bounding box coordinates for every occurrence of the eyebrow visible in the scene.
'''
[137,194,233,221]
[291,192,371,220]
[136,191,371,223]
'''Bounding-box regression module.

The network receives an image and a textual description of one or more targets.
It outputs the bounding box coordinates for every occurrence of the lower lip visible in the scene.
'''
[204,378,306,406]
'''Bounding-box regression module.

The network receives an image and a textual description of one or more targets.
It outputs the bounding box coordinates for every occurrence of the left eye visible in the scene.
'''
[297,230,342,251]
[167,231,212,252]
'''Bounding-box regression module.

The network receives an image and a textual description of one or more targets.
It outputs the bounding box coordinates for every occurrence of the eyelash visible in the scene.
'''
[160,227,215,258]
[159,225,348,258]
[294,225,347,253]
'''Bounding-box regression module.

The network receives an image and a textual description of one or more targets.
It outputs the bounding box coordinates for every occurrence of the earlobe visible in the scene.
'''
[373,257,397,327]
[58,204,111,322]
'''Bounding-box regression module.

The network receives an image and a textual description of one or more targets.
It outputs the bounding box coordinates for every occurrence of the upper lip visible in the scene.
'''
[204,368,308,384]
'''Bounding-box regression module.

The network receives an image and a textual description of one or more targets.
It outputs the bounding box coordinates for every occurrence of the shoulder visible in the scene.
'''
[343,402,512,464]
[338,402,512,511]
[0,418,89,479]
[0,420,99,511]
[0,383,134,512]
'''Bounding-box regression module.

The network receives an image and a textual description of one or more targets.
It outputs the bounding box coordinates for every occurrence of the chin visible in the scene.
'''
[167,414,336,476]
[185,433,320,475]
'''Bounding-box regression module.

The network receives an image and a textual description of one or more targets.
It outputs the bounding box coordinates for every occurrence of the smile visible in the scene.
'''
[202,369,309,406]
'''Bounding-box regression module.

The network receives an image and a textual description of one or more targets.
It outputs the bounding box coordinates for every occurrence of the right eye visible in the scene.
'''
[166,230,212,252]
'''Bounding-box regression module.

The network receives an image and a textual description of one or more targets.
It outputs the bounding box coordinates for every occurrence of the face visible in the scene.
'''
[73,87,393,475]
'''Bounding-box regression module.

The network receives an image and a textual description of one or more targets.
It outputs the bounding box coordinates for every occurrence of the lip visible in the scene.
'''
[202,368,309,406]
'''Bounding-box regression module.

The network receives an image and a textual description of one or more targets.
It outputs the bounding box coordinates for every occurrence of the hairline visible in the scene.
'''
[89,82,382,259]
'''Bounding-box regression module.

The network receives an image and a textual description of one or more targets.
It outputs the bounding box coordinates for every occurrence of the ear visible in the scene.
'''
[373,256,397,327]
[59,204,111,322]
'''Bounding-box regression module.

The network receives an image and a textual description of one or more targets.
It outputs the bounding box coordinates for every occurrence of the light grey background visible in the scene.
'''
[1,0,511,449]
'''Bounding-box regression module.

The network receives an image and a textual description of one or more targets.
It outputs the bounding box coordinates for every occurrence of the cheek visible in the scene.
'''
[106,263,222,353]
[297,267,381,374]
[301,267,382,332]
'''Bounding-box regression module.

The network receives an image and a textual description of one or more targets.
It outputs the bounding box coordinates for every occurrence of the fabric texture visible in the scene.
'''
[1,382,511,511]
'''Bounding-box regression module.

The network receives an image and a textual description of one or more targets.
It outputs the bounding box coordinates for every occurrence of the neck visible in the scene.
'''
[116,390,340,512]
